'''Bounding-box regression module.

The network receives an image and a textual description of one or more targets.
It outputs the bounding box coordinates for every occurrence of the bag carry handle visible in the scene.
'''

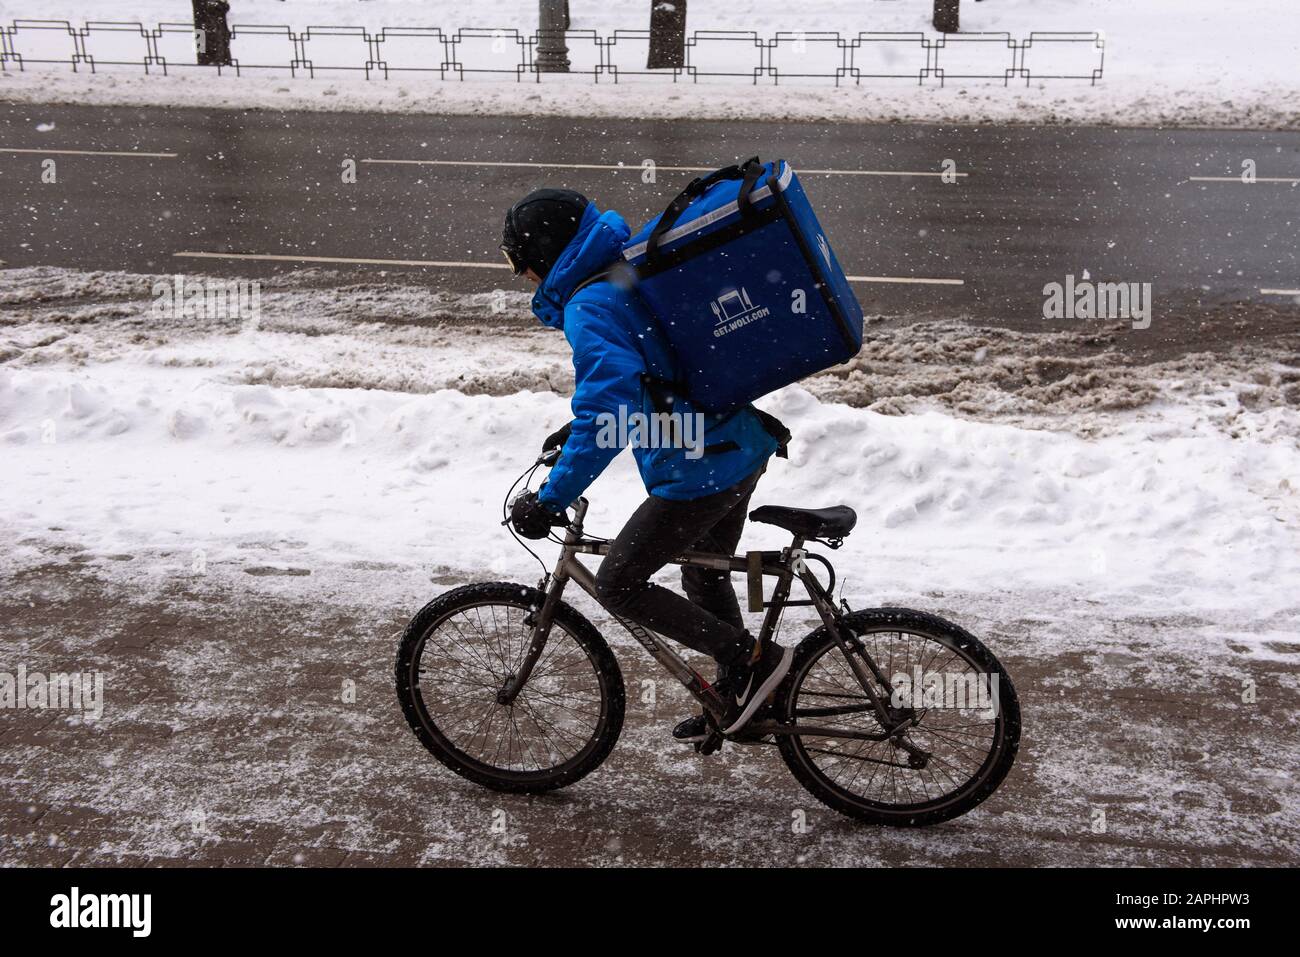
[645,156,766,267]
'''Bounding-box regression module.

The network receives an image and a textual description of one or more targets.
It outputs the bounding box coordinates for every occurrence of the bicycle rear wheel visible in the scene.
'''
[395,581,625,794]
[776,608,1020,826]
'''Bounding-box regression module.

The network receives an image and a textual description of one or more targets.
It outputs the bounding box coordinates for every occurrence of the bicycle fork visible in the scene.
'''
[496,497,589,704]
[496,571,566,705]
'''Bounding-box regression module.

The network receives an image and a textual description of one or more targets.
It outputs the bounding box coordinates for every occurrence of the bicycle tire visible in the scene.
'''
[395,581,625,794]
[775,607,1021,826]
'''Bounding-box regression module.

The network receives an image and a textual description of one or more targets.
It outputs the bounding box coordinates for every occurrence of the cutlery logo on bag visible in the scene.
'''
[709,286,770,338]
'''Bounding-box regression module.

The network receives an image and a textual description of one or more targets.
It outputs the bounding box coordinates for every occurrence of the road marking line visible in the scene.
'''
[174,251,510,269]
[359,158,966,177]
[802,169,967,178]
[1260,288,1300,296]
[176,252,964,286]
[847,275,965,285]
[1188,176,1299,184]
[0,147,177,158]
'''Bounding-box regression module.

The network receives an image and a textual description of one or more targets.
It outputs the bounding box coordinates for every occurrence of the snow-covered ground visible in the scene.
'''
[3,266,1297,634]
[1,1,1297,128]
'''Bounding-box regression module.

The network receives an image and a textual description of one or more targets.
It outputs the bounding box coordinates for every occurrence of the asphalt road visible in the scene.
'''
[1,102,1299,324]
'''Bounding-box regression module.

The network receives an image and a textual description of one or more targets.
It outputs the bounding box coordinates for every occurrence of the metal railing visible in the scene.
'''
[0,20,1104,86]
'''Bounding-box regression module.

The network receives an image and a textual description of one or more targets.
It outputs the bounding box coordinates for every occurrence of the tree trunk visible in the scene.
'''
[933,0,960,34]
[536,0,571,72]
[647,0,688,70]
[192,0,232,66]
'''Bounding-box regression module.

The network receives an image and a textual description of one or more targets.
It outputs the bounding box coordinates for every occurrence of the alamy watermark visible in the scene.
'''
[594,407,707,460]
[1,665,103,720]
[1042,273,1151,329]
[890,667,1000,719]
[50,887,150,937]
[151,275,261,325]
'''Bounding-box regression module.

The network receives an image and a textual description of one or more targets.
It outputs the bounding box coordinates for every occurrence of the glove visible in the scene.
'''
[542,421,572,454]
[510,490,565,540]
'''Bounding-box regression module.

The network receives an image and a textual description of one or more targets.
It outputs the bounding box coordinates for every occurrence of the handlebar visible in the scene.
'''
[529,448,585,527]
[523,447,585,530]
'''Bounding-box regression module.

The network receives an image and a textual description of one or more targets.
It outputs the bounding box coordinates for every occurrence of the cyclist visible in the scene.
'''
[501,187,793,739]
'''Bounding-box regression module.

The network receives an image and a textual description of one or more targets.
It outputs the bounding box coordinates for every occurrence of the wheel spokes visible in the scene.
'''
[793,629,1001,810]
[415,603,604,774]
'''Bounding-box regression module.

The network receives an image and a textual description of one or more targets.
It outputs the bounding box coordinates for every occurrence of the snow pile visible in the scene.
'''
[811,316,1300,429]
[6,267,1297,433]
[1,0,1298,128]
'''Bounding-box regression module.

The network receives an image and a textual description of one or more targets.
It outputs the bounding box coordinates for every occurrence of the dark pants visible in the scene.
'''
[594,467,763,666]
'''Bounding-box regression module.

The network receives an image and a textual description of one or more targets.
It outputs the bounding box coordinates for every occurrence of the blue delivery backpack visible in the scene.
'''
[616,157,864,413]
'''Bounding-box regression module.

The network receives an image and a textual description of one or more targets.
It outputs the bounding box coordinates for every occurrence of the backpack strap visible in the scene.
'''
[568,267,614,300]
[750,406,791,459]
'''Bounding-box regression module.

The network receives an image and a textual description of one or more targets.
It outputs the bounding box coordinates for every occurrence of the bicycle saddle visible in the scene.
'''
[748,505,857,538]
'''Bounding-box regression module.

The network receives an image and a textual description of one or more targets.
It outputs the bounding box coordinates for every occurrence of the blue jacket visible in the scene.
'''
[534,202,777,509]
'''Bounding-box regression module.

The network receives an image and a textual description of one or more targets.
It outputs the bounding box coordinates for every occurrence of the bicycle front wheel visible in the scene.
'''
[776,607,1020,826]
[395,581,625,794]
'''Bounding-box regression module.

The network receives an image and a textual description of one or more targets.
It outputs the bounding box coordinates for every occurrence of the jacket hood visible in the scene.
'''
[531,205,631,329]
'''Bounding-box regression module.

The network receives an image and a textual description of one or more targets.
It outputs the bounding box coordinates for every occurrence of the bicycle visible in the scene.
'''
[395,449,1021,826]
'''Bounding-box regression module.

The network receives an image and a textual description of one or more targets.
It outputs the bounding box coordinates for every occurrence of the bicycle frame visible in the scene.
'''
[502,497,922,749]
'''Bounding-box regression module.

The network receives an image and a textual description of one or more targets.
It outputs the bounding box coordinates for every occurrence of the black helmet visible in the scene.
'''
[501,188,589,279]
